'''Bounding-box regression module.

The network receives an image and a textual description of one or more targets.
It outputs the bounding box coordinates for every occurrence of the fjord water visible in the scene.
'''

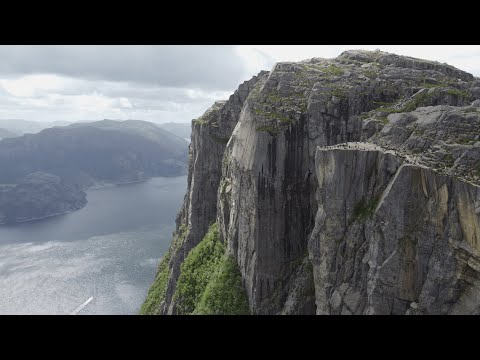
[0,176,187,315]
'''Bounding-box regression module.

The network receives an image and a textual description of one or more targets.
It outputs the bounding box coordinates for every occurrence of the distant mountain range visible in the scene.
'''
[0,119,192,140]
[157,122,191,139]
[0,119,190,223]
[0,119,73,136]
[0,119,189,187]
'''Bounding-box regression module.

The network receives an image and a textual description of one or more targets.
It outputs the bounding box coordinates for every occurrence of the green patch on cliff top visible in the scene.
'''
[140,224,188,315]
[173,222,250,315]
[256,125,279,136]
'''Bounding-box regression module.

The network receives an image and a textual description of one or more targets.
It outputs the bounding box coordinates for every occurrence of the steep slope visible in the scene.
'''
[0,120,189,187]
[312,141,480,314]
[141,71,268,314]
[143,50,480,315]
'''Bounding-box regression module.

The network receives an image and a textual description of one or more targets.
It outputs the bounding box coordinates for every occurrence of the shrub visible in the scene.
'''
[140,224,188,315]
[174,223,225,314]
[193,255,250,315]
[352,196,380,222]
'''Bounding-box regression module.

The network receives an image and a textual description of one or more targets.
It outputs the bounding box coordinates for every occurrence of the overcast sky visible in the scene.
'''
[0,45,479,124]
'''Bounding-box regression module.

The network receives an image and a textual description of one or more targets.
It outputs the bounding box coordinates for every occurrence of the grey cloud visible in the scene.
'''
[0,45,249,91]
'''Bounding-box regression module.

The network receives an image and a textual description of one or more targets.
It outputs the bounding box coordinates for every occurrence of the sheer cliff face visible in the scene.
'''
[218,51,479,314]
[312,143,480,314]
[147,50,480,315]
[157,71,268,314]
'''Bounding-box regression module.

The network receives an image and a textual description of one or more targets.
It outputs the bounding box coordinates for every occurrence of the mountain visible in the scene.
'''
[157,122,192,139]
[0,128,18,140]
[0,119,189,187]
[0,172,87,224]
[0,119,51,135]
[142,50,480,315]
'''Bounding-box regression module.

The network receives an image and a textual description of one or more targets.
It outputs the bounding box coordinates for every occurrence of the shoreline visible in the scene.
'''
[0,204,86,226]
[0,174,188,226]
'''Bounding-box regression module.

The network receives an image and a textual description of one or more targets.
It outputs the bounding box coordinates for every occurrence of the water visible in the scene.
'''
[0,176,187,315]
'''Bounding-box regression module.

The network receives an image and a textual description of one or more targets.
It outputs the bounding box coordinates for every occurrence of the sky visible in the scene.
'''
[0,45,479,124]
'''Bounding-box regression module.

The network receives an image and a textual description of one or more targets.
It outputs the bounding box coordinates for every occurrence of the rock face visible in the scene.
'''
[155,71,268,314]
[144,50,480,315]
[312,143,480,314]
[0,172,87,224]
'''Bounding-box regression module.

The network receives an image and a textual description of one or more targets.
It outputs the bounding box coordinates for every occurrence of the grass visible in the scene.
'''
[140,224,188,315]
[270,111,292,123]
[173,222,250,315]
[174,223,225,314]
[378,116,389,125]
[256,125,279,136]
[323,85,347,98]
[444,154,455,166]
[360,113,372,120]
[194,117,209,125]
[363,69,378,80]
[323,64,345,76]
[446,88,471,98]
[377,91,435,114]
[193,255,250,315]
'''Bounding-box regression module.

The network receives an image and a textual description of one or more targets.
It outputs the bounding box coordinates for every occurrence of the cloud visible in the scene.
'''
[0,45,479,125]
[0,45,250,91]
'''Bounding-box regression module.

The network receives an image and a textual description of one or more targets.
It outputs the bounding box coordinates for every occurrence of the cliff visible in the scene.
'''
[142,50,480,315]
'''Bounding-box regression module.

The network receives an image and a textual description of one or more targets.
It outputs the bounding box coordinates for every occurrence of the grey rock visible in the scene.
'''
[155,71,268,314]
[149,50,480,315]
[311,143,480,314]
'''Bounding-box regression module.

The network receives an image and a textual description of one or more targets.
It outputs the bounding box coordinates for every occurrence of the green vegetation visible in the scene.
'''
[363,69,378,80]
[256,125,279,136]
[173,222,250,315]
[377,91,435,114]
[324,85,347,98]
[193,255,250,315]
[352,196,380,222]
[254,106,292,123]
[463,108,478,113]
[378,116,389,125]
[140,224,188,315]
[174,223,225,314]
[446,88,471,98]
[194,116,209,125]
[323,64,345,76]
[360,112,372,120]
[456,137,475,145]
[373,101,396,106]
[444,154,455,166]
[271,111,292,123]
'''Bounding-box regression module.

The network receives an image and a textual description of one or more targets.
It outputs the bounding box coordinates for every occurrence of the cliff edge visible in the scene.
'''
[142,50,480,315]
